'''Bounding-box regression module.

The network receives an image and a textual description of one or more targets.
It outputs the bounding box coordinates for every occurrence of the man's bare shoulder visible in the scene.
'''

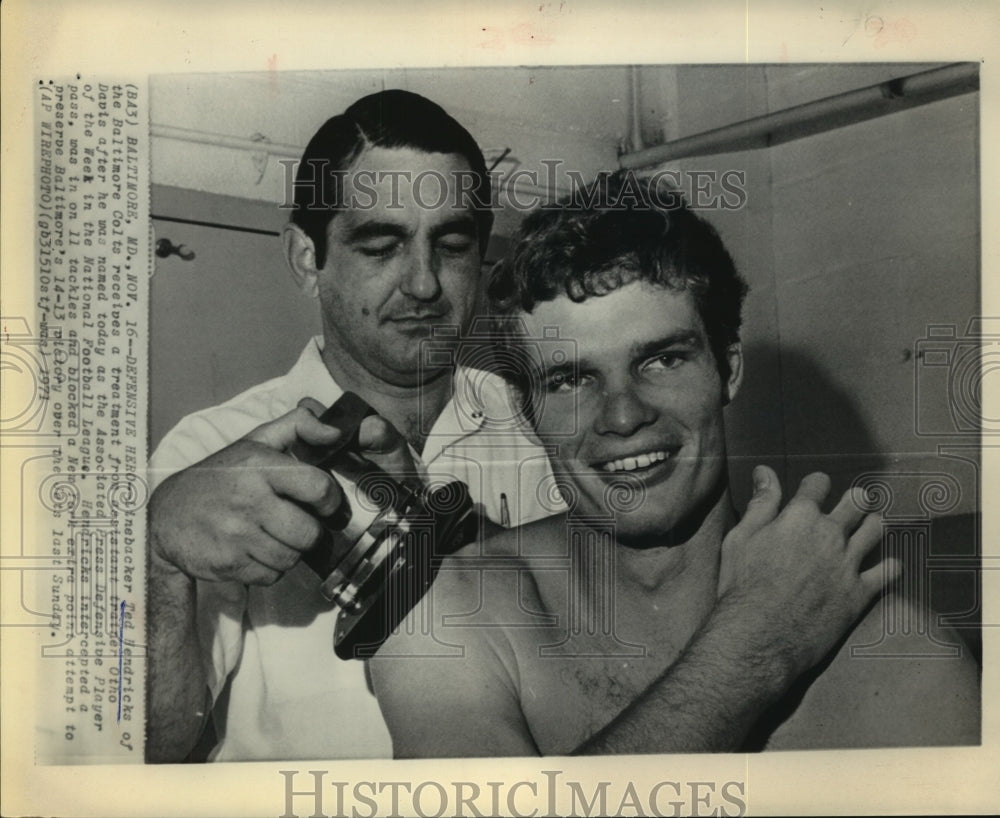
[370,519,554,758]
[430,513,570,623]
[761,591,980,751]
[449,513,571,561]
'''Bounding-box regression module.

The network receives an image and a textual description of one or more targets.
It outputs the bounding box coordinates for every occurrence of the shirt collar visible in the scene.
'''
[286,337,344,408]
[420,365,531,465]
[297,336,528,466]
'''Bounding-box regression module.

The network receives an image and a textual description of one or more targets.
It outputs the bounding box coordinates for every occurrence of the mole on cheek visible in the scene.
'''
[362,307,370,316]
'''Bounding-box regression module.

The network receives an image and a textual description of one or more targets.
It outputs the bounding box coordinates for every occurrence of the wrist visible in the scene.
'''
[710,591,801,697]
[147,481,189,579]
[148,532,190,582]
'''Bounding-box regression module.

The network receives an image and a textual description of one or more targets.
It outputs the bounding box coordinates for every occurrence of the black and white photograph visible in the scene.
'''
[2,2,998,816]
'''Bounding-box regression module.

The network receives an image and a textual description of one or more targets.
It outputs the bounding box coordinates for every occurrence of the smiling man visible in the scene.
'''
[370,173,980,755]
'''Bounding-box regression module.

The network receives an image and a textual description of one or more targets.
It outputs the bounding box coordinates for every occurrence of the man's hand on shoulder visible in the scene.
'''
[718,467,901,684]
[149,399,345,586]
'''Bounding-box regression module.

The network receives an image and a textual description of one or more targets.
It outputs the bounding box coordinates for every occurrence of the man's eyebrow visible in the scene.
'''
[342,217,477,245]
[544,329,704,378]
[344,221,410,243]
[429,216,478,241]
[541,330,705,376]
[630,330,704,360]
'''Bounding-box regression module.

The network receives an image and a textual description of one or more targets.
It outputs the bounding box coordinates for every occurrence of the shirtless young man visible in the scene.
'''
[370,173,980,755]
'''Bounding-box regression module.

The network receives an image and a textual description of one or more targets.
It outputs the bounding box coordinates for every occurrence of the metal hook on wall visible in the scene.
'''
[155,237,196,261]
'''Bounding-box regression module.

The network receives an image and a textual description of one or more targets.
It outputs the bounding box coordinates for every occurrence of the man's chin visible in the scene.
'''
[612,514,692,549]
[566,503,688,548]
[375,360,453,389]
[560,470,727,548]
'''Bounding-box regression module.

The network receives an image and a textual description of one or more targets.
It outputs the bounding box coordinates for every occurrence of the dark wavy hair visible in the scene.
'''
[290,89,493,267]
[487,171,748,378]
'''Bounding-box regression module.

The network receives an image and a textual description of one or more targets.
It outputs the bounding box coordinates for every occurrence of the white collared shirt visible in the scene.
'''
[149,337,563,760]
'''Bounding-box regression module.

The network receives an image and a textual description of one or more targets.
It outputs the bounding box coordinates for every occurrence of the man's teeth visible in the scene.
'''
[600,451,669,472]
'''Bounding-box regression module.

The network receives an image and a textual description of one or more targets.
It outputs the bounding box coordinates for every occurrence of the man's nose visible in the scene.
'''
[594,387,658,437]
[399,248,442,302]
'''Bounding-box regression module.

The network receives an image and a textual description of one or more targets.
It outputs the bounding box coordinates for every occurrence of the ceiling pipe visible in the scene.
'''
[150,124,555,193]
[152,124,517,171]
[618,62,979,170]
[152,124,303,158]
[627,65,646,153]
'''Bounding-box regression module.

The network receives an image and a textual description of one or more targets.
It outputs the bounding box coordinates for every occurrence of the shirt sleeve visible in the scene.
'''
[148,411,260,704]
[197,580,249,703]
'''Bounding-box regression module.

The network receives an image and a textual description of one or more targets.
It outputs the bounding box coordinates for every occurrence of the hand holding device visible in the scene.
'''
[290,393,479,659]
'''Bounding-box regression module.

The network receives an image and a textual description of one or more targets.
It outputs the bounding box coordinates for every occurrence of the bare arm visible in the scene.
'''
[847,598,980,748]
[579,469,894,754]
[574,593,810,754]
[760,590,980,751]
[370,565,542,758]
[373,468,900,756]
[145,546,212,762]
[145,402,344,762]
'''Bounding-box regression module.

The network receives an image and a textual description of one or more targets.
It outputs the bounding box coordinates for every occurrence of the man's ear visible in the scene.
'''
[282,223,320,298]
[723,341,744,405]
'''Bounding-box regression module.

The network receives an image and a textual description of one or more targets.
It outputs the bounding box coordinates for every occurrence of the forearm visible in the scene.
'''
[145,544,212,763]
[576,596,796,754]
[579,470,899,756]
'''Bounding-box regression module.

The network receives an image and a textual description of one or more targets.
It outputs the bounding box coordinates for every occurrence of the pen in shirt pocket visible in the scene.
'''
[500,493,510,527]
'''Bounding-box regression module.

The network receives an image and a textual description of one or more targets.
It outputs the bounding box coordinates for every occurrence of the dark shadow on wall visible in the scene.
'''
[727,341,889,512]
[728,340,982,666]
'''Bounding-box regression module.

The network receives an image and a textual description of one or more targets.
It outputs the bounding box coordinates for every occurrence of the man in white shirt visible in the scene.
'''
[146,90,559,761]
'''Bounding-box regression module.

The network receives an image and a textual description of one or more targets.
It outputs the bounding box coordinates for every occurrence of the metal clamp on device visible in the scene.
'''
[289,392,478,660]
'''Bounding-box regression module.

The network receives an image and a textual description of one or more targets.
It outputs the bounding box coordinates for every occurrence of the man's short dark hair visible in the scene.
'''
[291,89,493,267]
[487,171,748,379]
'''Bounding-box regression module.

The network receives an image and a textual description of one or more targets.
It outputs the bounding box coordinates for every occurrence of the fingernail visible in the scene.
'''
[297,399,319,417]
[753,466,769,492]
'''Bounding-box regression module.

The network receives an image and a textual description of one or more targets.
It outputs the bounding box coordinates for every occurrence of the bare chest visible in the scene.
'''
[510,583,705,754]
[520,649,672,753]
